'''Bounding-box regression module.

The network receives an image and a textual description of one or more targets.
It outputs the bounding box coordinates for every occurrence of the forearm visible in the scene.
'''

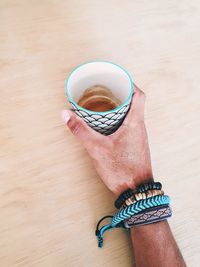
[131,220,186,267]
[115,170,186,267]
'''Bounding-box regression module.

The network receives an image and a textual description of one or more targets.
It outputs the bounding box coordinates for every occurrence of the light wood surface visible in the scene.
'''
[1,1,200,266]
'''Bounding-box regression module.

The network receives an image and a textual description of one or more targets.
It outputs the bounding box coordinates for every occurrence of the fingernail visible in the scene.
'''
[61,110,70,124]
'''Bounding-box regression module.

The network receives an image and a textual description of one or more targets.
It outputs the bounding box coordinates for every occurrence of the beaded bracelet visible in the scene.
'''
[137,182,162,193]
[114,188,133,209]
[123,189,164,208]
[114,182,162,209]
[96,195,170,247]
[124,205,172,228]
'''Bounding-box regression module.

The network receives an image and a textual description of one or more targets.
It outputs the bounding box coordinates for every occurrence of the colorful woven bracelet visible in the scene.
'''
[96,194,170,247]
[124,205,172,228]
[114,182,162,209]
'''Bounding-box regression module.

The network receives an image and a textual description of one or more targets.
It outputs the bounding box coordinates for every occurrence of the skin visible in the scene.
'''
[62,85,186,267]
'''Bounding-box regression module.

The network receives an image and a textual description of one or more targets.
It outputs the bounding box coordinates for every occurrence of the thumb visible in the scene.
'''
[61,109,103,149]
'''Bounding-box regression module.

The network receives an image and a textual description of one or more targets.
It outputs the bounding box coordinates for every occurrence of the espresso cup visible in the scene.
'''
[66,61,134,135]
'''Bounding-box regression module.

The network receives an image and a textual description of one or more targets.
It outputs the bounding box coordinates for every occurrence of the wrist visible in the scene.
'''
[113,169,154,197]
[134,170,154,188]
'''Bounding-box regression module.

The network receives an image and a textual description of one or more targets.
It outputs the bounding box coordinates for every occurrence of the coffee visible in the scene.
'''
[77,85,122,112]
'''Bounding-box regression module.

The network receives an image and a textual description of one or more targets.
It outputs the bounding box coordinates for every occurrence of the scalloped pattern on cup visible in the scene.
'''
[70,102,130,135]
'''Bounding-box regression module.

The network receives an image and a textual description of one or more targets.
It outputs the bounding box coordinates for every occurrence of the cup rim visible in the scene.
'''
[65,60,134,115]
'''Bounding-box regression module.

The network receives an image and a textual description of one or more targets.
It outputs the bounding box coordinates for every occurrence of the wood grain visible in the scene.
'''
[0,1,200,266]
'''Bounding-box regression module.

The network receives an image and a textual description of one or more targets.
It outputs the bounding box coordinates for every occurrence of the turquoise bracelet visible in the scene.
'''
[96,195,170,248]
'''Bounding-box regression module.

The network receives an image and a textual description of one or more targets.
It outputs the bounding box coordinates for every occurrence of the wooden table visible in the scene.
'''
[1,1,200,266]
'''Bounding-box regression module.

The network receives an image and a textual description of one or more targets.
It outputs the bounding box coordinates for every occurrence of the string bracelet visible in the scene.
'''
[96,194,170,248]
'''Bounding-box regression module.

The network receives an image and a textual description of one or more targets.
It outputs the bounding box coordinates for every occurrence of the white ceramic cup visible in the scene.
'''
[66,61,134,135]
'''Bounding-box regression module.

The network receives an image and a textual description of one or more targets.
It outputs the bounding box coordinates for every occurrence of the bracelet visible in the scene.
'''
[114,188,133,209]
[112,195,170,226]
[114,182,162,209]
[123,205,172,228]
[96,195,170,247]
[123,189,164,208]
[137,182,162,193]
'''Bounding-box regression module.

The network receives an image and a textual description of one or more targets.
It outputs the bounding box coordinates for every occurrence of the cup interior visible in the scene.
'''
[66,61,133,106]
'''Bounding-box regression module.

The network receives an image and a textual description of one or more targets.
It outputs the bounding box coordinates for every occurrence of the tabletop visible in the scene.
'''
[1,1,200,266]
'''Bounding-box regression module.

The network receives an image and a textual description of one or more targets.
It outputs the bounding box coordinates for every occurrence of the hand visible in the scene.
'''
[62,85,153,196]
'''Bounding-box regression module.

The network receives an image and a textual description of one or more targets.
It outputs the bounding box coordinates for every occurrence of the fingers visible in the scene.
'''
[122,84,146,126]
[61,110,103,149]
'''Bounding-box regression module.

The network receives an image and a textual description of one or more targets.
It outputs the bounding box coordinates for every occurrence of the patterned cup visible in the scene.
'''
[66,61,134,135]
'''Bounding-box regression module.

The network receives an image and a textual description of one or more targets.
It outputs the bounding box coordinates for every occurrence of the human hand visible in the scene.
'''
[62,85,153,196]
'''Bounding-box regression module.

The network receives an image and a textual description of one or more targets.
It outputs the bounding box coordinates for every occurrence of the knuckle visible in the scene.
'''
[139,90,145,98]
[138,91,146,103]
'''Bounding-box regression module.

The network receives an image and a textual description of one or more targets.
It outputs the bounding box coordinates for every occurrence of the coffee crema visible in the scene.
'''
[77,85,122,112]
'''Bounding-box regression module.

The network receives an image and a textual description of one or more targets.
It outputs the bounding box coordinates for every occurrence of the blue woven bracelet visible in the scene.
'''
[96,195,170,248]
